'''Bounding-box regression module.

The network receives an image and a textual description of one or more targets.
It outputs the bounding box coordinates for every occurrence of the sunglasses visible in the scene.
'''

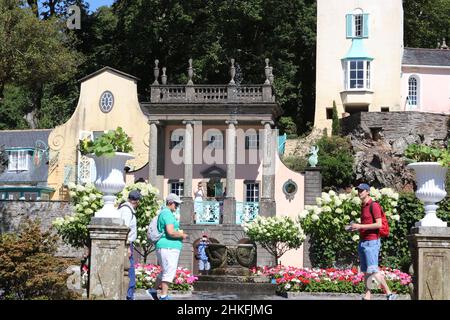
[357,189,366,193]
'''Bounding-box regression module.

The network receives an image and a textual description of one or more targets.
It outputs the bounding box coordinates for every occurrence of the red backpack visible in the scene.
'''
[370,202,390,238]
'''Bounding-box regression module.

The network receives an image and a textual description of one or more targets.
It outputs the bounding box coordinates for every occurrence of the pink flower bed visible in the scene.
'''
[251,265,412,294]
[135,264,198,291]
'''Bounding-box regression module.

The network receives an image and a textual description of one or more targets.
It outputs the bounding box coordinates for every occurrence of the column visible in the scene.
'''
[408,227,450,300]
[302,167,322,268]
[148,120,159,188]
[259,120,276,217]
[223,120,237,224]
[87,217,129,300]
[180,120,194,224]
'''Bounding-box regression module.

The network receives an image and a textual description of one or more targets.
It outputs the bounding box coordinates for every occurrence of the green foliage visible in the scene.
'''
[53,182,162,262]
[0,218,80,300]
[117,183,162,262]
[278,116,298,136]
[331,100,340,136]
[300,188,400,268]
[403,0,450,48]
[53,183,103,248]
[79,127,133,157]
[316,135,355,189]
[381,193,450,270]
[282,155,308,172]
[404,144,450,167]
[243,216,305,265]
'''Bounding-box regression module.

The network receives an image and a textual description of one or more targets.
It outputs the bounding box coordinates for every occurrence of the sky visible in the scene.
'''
[86,0,114,12]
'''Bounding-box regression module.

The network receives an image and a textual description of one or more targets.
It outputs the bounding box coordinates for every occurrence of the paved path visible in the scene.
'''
[135,291,410,300]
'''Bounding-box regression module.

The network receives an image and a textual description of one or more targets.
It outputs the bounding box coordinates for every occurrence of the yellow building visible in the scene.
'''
[314,0,404,132]
[47,67,150,200]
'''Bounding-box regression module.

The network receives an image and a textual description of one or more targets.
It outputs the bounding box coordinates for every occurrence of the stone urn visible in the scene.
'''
[407,162,448,227]
[87,152,134,218]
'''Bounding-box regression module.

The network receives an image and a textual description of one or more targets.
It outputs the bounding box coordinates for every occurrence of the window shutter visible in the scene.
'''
[363,14,369,38]
[346,14,353,38]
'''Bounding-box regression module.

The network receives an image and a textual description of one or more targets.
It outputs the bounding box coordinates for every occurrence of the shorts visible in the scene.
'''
[358,239,380,273]
[156,248,181,283]
[199,259,210,271]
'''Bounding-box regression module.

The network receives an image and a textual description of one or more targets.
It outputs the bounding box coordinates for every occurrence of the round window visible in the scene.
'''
[282,179,298,201]
[99,91,114,113]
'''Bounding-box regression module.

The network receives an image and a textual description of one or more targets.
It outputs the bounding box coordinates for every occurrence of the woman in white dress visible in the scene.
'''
[194,182,204,222]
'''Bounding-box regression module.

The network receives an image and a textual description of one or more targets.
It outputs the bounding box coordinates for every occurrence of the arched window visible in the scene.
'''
[408,76,419,107]
[346,8,369,38]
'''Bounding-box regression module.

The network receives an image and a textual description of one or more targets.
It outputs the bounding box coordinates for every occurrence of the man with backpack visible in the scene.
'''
[350,183,397,300]
[146,193,188,300]
[118,190,142,300]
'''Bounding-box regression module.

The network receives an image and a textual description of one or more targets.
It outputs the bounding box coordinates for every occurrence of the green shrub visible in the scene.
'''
[278,116,298,136]
[381,193,450,270]
[300,188,399,268]
[0,219,79,300]
[243,216,305,266]
[79,126,133,157]
[282,155,308,172]
[316,135,354,189]
[331,100,340,136]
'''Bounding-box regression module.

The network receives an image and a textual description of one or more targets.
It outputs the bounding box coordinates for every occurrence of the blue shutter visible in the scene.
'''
[346,14,353,38]
[363,14,369,38]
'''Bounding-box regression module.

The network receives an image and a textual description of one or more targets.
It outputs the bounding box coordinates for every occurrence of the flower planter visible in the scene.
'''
[87,152,134,219]
[407,162,448,227]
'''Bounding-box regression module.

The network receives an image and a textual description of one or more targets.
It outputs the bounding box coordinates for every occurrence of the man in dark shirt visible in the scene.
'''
[350,183,397,300]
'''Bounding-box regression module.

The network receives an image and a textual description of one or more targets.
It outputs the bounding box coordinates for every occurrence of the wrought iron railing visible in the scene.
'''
[194,200,221,224]
[236,201,259,224]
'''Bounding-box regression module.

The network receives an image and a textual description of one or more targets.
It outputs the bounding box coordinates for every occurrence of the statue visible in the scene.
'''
[308,145,319,167]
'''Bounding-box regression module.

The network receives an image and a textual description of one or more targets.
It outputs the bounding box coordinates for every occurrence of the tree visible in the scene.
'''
[0,219,79,300]
[0,0,82,128]
[316,135,355,189]
[403,0,450,48]
[331,100,340,136]
[243,216,305,266]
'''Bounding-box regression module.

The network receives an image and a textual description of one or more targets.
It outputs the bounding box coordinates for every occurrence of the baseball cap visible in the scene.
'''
[356,183,370,191]
[166,193,183,204]
[128,190,142,201]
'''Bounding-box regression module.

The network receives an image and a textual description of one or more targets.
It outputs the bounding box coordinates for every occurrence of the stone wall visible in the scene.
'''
[0,200,83,258]
[341,111,449,143]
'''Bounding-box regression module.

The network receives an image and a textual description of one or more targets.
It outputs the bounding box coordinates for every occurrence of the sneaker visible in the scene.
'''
[146,289,159,300]
[159,295,171,300]
[386,293,398,300]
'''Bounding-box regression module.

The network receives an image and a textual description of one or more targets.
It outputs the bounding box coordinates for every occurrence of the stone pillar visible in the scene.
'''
[87,218,129,300]
[259,121,276,217]
[302,167,322,268]
[181,120,194,224]
[148,120,159,188]
[407,227,450,300]
[224,120,237,224]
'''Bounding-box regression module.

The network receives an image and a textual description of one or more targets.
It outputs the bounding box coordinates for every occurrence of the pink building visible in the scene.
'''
[402,47,450,114]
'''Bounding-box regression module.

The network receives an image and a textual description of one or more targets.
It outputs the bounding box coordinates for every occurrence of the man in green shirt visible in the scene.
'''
[147,193,187,300]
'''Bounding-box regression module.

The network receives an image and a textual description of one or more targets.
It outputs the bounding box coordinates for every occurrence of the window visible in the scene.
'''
[8,150,29,171]
[346,60,371,90]
[99,91,114,113]
[170,181,184,197]
[245,134,259,150]
[346,11,369,38]
[381,107,389,112]
[206,130,223,149]
[408,76,419,107]
[245,183,259,202]
[326,108,333,120]
[170,131,184,149]
[77,131,96,184]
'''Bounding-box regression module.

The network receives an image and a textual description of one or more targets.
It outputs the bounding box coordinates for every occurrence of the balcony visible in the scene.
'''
[340,90,373,105]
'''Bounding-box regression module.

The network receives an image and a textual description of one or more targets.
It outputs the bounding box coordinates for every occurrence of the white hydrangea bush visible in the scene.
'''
[298,187,399,268]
